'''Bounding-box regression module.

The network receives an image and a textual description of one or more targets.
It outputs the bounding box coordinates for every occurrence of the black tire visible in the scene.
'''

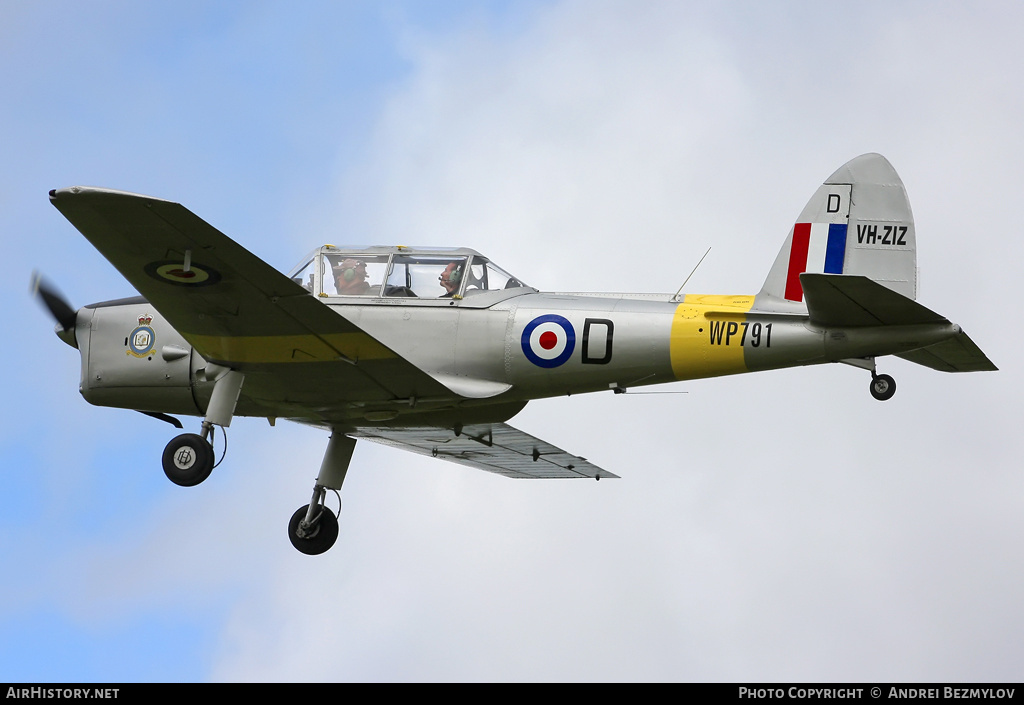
[870,374,896,401]
[288,504,339,555]
[161,433,215,487]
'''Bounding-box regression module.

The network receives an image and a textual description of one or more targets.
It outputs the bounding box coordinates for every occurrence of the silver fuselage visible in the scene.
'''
[71,287,956,430]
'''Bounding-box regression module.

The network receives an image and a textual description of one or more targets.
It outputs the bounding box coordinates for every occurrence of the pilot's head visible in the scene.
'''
[338,259,366,283]
[439,262,462,294]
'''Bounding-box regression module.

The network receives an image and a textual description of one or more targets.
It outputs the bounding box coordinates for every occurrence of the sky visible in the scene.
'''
[1,0,1022,683]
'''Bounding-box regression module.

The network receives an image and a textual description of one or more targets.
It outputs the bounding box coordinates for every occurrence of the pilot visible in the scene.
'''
[438,261,462,297]
[335,258,371,295]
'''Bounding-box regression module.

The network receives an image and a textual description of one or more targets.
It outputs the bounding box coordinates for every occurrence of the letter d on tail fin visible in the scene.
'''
[757,153,918,310]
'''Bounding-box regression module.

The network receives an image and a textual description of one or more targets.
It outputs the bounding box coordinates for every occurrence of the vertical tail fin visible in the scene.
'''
[756,153,917,311]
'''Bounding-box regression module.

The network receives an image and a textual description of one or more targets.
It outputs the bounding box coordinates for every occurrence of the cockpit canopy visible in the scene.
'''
[287,246,530,301]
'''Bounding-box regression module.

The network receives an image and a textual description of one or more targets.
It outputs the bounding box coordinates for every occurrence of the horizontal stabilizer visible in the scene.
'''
[896,331,998,372]
[802,273,996,372]
[800,273,945,327]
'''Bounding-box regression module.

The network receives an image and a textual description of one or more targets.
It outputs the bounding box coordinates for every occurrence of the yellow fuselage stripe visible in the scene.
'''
[669,294,755,380]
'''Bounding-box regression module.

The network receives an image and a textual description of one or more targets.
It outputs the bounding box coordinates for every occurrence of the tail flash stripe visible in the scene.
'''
[785,223,811,301]
[785,222,848,301]
[823,223,848,274]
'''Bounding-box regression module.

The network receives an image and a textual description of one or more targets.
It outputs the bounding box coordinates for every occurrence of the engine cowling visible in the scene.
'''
[74,298,205,416]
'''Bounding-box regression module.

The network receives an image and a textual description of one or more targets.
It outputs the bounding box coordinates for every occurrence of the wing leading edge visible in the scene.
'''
[350,423,617,479]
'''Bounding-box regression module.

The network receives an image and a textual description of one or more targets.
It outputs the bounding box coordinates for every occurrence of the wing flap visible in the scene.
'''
[350,423,617,479]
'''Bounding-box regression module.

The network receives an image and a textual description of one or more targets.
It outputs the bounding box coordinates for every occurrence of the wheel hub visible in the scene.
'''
[173,447,196,470]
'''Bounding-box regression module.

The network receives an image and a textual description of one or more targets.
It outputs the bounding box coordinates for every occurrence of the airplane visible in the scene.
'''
[35,153,996,555]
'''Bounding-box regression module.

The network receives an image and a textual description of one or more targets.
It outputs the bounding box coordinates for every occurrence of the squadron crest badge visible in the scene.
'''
[126,314,156,358]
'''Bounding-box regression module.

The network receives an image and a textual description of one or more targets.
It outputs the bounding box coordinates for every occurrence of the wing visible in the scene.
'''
[350,423,618,479]
[50,186,454,411]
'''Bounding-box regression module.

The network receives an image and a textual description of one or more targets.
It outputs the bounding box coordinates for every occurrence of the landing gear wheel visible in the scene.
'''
[161,433,215,486]
[288,504,339,555]
[870,373,896,401]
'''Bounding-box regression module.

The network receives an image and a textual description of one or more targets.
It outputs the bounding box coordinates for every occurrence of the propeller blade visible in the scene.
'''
[30,271,78,347]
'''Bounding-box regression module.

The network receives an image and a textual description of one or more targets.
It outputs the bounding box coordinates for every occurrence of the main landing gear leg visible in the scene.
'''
[288,433,355,555]
[162,369,245,487]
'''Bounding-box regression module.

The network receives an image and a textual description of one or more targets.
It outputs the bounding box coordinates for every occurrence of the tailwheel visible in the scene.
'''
[288,502,339,555]
[161,433,215,486]
[870,373,896,401]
